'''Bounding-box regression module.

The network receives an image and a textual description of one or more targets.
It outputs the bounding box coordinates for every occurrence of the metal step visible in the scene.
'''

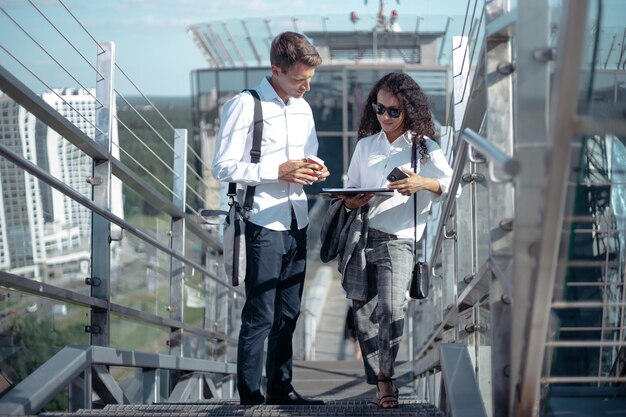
[40,400,444,417]
[34,360,443,417]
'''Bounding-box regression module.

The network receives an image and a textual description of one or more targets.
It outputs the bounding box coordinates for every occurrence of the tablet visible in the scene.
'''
[320,187,394,196]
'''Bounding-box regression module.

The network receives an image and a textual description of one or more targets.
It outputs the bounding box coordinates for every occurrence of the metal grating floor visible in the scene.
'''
[34,361,443,417]
[39,400,443,417]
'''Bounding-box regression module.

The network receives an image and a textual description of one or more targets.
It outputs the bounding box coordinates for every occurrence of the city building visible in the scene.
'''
[0,94,46,277]
[187,6,456,211]
[2,1,626,415]
[0,88,122,282]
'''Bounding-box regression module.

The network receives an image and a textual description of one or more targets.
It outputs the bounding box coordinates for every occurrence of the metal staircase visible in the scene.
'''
[1,1,626,416]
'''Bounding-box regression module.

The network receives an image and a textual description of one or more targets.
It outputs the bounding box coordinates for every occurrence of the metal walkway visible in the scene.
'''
[37,361,441,417]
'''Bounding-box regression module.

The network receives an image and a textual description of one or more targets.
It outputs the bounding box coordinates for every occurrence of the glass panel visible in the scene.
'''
[0,287,89,391]
[347,69,391,131]
[617,73,626,112]
[245,69,268,87]
[116,98,177,201]
[0,97,93,288]
[308,69,344,133]
[121,183,172,246]
[552,132,626,382]
[574,1,626,117]
[217,70,246,99]
[111,234,171,318]
[196,70,217,95]
[194,70,218,128]
[3,179,92,290]
[308,136,344,193]
[110,313,169,353]
[406,71,449,127]
[182,230,242,361]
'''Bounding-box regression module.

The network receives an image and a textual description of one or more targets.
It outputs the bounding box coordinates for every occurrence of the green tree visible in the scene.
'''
[8,315,84,411]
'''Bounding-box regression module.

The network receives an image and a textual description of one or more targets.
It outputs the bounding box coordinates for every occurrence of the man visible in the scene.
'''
[211,31,328,406]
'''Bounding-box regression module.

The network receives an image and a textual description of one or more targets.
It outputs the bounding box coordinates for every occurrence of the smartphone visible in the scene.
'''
[387,167,409,182]
[305,154,325,168]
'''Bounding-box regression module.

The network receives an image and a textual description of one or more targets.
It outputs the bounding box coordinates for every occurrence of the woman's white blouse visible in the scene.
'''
[346,130,456,239]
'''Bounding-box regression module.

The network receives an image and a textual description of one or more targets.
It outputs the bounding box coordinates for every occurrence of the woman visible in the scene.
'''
[338,72,455,408]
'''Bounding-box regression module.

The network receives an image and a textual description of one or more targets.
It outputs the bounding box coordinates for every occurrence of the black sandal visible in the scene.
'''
[376,379,399,409]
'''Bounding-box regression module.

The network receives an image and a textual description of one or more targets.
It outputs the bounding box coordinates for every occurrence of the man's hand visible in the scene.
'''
[279,159,329,185]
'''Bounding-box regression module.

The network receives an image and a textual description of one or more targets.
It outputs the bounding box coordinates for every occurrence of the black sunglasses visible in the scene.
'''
[371,102,402,118]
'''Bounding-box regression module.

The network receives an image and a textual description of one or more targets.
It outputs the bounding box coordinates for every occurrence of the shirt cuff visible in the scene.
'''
[259,162,279,182]
[432,178,448,202]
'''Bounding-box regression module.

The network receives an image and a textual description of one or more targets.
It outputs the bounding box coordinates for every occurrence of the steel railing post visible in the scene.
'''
[89,41,116,347]
[169,129,188,356]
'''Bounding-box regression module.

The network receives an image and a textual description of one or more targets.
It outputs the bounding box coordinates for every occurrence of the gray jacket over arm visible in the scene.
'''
[319,199,369,301]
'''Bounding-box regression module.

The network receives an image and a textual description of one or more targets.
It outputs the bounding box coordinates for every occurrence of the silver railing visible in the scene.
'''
[0,46,243,413]
[406,1,626,417]
[0,2,312,413]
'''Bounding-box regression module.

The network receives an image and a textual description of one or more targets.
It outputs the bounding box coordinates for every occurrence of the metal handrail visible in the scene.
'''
[0,63,218,252]
[0,345,237,415]
[463,128,521,176]
[0,141,243,297]
[0,270,228,342]
[427,134,467,272]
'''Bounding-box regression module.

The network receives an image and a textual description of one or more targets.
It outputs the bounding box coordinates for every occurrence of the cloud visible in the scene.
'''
[110,15,196,30]
[107,0,344,20]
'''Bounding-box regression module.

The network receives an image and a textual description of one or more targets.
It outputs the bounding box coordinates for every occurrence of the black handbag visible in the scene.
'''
[409,261,430,299]
[408,140,429,300]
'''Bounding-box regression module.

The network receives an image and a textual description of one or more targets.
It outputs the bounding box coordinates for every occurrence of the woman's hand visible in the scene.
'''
[387,167,442,196]
[339,193,374,209]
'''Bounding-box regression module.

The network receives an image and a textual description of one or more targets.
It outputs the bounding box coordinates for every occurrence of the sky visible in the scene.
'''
[0,0,471,96]
[1,0,625,97]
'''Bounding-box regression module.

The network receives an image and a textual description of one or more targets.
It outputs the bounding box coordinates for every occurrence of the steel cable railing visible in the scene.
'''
[0,140,242,293]
[27,0,106,80]
[0,8,105,111]
[0,3,182,204]
[114,89,179,156]
[410,128,519,362]
[0,44,104,139]
[444,0,485,129]
[0,3,244,407]
[112,115,179,192]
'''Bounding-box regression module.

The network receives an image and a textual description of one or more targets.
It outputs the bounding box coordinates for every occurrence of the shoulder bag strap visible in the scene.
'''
[412,139,418,261]
[228,89,263,211]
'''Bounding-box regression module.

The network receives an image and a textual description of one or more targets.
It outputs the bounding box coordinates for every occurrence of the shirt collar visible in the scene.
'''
[258,76,280,102]
[379,130,413,149]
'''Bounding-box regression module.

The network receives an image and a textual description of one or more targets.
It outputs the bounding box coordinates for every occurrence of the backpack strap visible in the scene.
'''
[228,89,263,211]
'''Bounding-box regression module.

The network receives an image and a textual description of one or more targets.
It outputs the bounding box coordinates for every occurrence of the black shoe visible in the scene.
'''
[239,392,264,405]
[265,390,325,405]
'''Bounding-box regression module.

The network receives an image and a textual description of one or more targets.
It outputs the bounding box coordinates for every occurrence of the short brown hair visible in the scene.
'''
[270,31,322,73]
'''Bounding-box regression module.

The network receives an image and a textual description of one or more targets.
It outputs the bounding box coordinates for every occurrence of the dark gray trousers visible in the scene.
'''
[353,228,413,385]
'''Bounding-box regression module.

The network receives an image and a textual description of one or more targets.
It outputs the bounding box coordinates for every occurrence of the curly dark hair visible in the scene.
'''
[356,72,435,160]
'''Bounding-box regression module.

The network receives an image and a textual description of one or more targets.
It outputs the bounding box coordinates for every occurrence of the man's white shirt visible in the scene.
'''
[212,77,318,231]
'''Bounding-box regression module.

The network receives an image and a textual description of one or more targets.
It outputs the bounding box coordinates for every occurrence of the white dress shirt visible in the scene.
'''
[346,130,455,239]
[211,77,318,231]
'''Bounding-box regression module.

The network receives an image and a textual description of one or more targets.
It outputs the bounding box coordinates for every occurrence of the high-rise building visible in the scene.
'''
[0,94,46,278]
[41,88,94,239]
[0,88,122,282]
